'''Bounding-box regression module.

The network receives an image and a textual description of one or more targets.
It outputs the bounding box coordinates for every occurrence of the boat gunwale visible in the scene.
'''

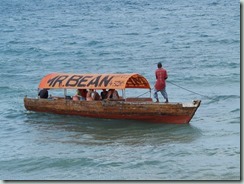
[24,96,201,108]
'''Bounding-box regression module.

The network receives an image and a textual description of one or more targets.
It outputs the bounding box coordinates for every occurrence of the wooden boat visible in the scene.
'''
[24,73,201,124]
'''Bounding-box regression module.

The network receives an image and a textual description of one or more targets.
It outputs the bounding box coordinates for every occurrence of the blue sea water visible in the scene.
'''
[0,0,240,180]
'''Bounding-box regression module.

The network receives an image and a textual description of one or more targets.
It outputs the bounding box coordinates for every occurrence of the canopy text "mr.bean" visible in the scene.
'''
[47,75,114,88]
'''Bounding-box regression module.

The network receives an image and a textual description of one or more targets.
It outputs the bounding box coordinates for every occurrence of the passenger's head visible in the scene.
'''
[157,62,162,68]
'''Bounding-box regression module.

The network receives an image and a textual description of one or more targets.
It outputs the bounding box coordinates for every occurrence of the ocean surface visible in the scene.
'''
[0,0,240,180]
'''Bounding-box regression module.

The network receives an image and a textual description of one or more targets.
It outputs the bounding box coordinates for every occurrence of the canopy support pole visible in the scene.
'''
[37,88,39,98]
[122,89,126,99]
[64,89,67,97]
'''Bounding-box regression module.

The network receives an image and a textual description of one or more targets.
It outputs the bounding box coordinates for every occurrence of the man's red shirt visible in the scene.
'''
[154,68,168,90]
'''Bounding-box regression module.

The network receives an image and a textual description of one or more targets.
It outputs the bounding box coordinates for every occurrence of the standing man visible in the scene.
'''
[154,62,168,103]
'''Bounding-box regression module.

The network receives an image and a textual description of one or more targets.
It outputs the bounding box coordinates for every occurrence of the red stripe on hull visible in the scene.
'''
[32,109,192,124]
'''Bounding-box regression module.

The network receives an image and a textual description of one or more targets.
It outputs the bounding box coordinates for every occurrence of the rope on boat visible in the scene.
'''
[167,81,212,99]
[134,81,212,99]
[135,90,151,98]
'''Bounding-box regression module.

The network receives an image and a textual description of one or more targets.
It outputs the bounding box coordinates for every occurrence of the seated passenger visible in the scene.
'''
[86,89,93,101]
[87,89,101,101]
[100,89,108,100]
[72,90,80,101]
[93,90,101,101]
[72,95,80,101]
[76,89,88,101]
[107,89,119,100]
[38,88,49,99]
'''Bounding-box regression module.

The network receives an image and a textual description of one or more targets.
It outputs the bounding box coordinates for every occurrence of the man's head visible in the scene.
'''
[157,62,162,68]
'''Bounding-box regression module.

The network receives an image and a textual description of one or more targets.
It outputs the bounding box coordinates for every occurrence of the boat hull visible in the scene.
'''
[24,97,201,124]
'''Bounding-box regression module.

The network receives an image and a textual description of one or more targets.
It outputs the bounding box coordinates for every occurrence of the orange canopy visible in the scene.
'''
[38,73,151,90]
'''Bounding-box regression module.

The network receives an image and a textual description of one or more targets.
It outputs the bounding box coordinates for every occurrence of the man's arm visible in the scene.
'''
[165,70,168,79]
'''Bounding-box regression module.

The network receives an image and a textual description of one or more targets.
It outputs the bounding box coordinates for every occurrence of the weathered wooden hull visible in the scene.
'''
[24,97,201,124]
